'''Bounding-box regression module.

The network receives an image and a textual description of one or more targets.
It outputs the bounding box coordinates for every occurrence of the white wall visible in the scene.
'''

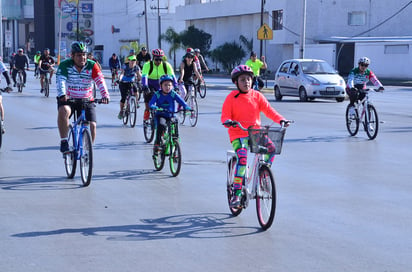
[355,42,412,79]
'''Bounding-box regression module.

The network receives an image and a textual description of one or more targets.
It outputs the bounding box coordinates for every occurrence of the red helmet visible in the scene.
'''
[186,48,194,54]
[231,65,254,83]
[152,49,164,57]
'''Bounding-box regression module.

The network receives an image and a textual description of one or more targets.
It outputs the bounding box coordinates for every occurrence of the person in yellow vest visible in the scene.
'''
[245,51,267,91]
[141,48,177,121]
[33,51,41,78]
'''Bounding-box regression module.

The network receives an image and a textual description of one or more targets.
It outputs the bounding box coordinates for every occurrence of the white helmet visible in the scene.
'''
[358,57,370,65]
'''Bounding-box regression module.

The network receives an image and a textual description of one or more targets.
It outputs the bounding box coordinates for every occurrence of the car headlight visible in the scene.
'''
[306,76,320,86]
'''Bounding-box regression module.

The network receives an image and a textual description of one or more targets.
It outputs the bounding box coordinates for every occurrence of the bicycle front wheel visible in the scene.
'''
[153,146,165,171]
[346,105,359,136]
[188,97,198,127]
[143,117,155,143]
[365,104,379,140]
[129,97,137,128]
[122,104,129,125]
[256,164,276,230]
[80,129,93,186]
[0,117,3,149]
[44,77,50,97]
[199,82,207,98]
[64,126,77,179]
[169,140,182,177]
[227,157,242,216]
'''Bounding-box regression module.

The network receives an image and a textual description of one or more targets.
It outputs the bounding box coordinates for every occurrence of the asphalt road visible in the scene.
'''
[0,71,411,271]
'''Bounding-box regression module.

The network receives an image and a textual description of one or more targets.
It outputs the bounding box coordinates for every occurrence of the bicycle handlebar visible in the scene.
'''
[151,107,192,114]
[65,98,106,105]
[222,120,293,130]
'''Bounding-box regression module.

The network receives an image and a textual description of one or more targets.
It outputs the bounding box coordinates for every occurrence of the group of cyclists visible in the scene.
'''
[0,40,384,200]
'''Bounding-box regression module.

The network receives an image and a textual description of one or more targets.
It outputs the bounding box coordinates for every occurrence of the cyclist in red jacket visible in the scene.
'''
[221,65,290,208]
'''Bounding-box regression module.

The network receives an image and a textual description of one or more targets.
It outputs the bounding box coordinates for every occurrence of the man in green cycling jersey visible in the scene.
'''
[56,41,110,153]
[245,51,267,90]
[141,48,177,121]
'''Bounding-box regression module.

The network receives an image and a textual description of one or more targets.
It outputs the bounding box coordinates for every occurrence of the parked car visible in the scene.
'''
[273,59,346,102]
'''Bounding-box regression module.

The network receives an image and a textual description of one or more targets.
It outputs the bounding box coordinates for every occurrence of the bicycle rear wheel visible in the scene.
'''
[129,97,137,128]
[143,116,155,143]
[80,128,93,186]
[198,82,207,98]
[64,126,77,179]
[346,105,359,136]
[169,140,182,177]
[227,157,242,216]
[365,104,379,140]
[256,164,276,230]
[188,97,198,127]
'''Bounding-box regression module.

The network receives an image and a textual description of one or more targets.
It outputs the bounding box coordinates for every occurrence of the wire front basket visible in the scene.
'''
[248,127,286,155]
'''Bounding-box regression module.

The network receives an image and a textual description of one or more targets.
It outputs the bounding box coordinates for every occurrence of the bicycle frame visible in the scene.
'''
[227,150,264,209]
[70,109,89,160]
[355,91,371,124]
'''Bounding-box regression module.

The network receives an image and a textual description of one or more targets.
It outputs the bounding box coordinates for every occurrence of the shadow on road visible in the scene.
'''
[12,213,261,240]
[0,176,82,190]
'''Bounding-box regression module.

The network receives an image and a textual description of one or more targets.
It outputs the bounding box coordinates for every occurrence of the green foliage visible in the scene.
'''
[239,35,253,54]
[160,27,182,70]
[180,25,212,55]
[119,41,146,63]
[210,41,246,73]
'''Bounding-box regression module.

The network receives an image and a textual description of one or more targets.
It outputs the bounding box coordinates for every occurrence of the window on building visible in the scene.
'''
[348,11,366,26]
[384,44,409,54]
[272,10,283,30]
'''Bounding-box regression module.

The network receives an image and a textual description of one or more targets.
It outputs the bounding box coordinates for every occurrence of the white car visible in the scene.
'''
[273,59,346,102]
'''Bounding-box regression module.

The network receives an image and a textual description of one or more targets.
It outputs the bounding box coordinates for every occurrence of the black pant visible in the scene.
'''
[346,88,366,107]
[12,68,27,84]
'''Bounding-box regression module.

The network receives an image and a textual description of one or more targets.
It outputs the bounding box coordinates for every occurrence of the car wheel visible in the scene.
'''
[336,97,344,102]
[299,87,308,102]
[274,86,283,101]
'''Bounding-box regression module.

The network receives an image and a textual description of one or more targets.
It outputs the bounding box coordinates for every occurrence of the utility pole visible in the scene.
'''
[76,1,79,41]
[136,0,149,50]
[259,0,265,56]
[299,0,307,58]
[0,0,3,58]
[150,0,168,49]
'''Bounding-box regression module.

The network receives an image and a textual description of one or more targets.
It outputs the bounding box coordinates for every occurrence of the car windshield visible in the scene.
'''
[301,61,337,74]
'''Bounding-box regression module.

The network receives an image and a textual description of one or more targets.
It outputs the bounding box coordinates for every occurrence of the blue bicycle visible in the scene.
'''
[64,98,102,186]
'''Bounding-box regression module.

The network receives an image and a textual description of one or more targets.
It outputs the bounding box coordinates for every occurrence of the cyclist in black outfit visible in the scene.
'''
[136,47,151,69]
[11,48,30,87]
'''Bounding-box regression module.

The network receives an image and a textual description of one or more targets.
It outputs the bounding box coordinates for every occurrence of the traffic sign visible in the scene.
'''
[257,23,273,40]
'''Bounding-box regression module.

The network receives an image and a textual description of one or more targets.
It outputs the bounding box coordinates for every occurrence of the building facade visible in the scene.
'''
[176,0,412,79]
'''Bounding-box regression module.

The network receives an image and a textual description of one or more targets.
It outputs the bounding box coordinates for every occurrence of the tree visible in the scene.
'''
[179,25,212,55]
[161,27,182,71]
[239,35,253,54]
[209,41,245,73]
[119,41,145,64]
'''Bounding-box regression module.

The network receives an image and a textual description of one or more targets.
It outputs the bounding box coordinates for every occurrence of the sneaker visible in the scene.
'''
[229,195,241,208]
[117,111,123,119]
[1,122,5,134]
[23,83,26,87]
[60,140,70,153]
[40,88,44,93]
[153,144,162,153]
[143,110,150,121]
[13,83,16,87]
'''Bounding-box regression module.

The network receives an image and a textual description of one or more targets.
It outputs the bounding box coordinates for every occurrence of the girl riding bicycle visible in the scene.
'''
[149,75,191,152]
[221,65,290,208]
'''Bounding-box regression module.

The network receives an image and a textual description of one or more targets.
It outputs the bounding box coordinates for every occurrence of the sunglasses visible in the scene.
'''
[360,63,369,67]
[154,58,162,62]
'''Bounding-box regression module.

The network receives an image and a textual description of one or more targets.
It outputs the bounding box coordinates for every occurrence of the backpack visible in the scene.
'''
[149,60,168,76]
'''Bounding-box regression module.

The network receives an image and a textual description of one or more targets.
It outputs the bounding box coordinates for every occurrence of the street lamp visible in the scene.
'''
[136,0,149,50]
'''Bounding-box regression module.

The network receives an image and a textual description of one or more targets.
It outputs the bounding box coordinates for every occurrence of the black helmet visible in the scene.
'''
[71,41,87,53]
